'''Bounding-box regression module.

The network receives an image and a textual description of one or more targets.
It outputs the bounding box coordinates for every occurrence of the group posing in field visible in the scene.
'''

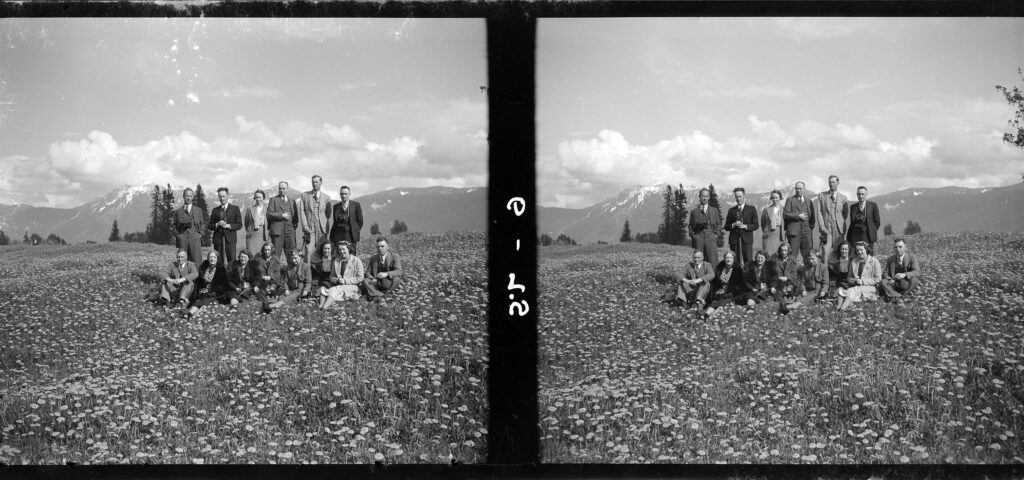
[149,175,403,318]
[665,175,923,317]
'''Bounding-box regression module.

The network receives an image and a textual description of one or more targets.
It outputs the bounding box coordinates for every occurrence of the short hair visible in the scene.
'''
[754,250,768,260]
[698,187,710,197]
[723,250,736,261]
[806,250,820,260]
[376,236,389,244]
[770,190,783,199]
[217,187,229,195]
[340,185,351,192]
[279,181,289,188]
[253,189,266,200]
[795,181,806,188]
[828,175,840,183]
[238,249,252,259]
[777,243,789,254]
[693,250,704,257]
[207,250,219,261]
[176,249,187,255]
[834,240,849,254]
[733,187,746,194]
[312,175,322,183]
[857,186,868,192]
[183,187,195,196]
[337,240,354,254]
[854,240,870,252]
[893,237,906,245]
[261,241,274,251]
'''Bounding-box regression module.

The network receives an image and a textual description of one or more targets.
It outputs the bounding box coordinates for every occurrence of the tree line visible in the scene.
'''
[0,230,68,246]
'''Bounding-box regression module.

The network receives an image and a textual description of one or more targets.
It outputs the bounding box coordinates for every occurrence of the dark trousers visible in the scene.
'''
[692,231,719,267]
[176,231,203,266]
[879,277,918,298]
[271,232,296,261]
[361,276,395,297]
[730,238,753,266]
[788,227,813,264]
[215,238,236,268]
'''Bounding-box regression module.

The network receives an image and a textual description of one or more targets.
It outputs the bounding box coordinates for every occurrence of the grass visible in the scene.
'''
[0,231,487,464]
[538,232,1024,463]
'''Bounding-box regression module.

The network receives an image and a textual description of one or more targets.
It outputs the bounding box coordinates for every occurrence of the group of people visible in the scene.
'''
[666,175,922,316]
[152,175,403,317]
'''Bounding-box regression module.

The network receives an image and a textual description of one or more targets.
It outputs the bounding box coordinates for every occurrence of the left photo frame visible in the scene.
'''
[0,17,491,465]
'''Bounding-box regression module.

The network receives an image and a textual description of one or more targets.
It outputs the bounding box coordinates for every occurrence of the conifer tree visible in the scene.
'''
[194,184,212,247]
[109,219,121,242]
[146,184,162,244]
[619,220,632,243]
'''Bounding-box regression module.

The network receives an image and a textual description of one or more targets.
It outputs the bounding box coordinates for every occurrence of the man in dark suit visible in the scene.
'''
[327,185,364,254]
[362,237,402,299]
[267,181,299,263]
[724,187,759,266]
[664,250,715,309]
[846,185,881,254]
[173,187,206,265]
[878,237,922,301]
[159,250,199,306]
[688,188,721,267]
[208,187,243,267]
[783,181,816,265]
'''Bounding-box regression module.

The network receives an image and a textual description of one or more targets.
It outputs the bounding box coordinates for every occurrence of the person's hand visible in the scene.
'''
[303,227,312,235]
[377,272,388,280]
[799,213,808,221]
[263,275,271,281]
[779,276,787,282]
[283,213,292,220]
[895,273,906,280]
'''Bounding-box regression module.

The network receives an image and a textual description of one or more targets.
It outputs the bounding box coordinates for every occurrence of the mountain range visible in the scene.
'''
[537,182,1024,245]
[0,185,487,244]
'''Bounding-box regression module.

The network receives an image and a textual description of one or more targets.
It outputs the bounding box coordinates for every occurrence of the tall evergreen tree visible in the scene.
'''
[109,219,121,242]
[23,229,30,245]
[162,184,176,245]
[707,183,721,212]
[194,184,212,247]
[671,183,688,245]
[619,220,632,243]
[0,229,9,246]
[660,185,675,245]
[146,184,162,244]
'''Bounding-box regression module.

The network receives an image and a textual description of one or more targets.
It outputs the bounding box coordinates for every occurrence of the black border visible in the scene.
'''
[1,1,1023,478]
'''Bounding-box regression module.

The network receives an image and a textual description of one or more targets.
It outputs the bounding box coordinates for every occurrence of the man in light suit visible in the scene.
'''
[362,237,402,299]
[267,181,299,262]
[665,250,715,309]
[209,187,243,267]
[783,181,816,265]
[159,250,199,306]
[173,187,206,265]
[724,187,759,266]
[878,237,922,301]
[815,175,849,259]
[299,175,331,261]
[327,185,364,254]
[688,188,721,267]
[846,186,881,254]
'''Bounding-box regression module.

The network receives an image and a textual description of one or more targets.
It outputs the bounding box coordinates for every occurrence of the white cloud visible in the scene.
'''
[213,85,286,100]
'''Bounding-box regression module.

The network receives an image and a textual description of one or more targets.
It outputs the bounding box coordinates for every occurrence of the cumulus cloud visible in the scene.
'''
[540,111,1024,208]
[5,114,486,208]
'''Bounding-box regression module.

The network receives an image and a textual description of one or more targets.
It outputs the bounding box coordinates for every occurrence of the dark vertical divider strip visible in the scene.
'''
[487,9,539,466]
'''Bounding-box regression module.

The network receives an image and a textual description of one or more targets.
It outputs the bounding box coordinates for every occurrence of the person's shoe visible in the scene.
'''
[778,303,791,315]
[155,298,168,307]
[228,306,238,313]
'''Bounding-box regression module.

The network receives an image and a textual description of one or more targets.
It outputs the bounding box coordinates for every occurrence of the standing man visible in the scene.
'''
[783,181,815,265]
[846,186,881,254]
[208,187,243,267]
[327,185,364,254]
[173,187,205,265]
[300,175,331,261]
[815,175,849,259]
[267,181,298,263]
[688,188,721,267]
[724,187,759,266]
[362,236,402,299]
[878,237,922,302]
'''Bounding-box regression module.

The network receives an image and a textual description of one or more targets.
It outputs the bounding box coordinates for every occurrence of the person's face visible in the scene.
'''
[771,192,781,204]
[278,183,288,196]
[337,244,349,258]
[217,191,228,205]
[755,254,766,266]
[183,191,194,205]
[828,177,839,192]
[176,251,187,263]
[322,244,332,257]
[254,192,265,204]
[857,188,867,202]
[808,254,818,266]
[692,251,703,264]
[262,244,273,258]
[724,253,735,267]
[734,191,745,205]
[699,190,709,205]
[839,244,849,257]
[779,244,789,259]
[376,241,389,256]
[856,245,867,258]
[312,177,322,191]
[794,183,804,197]
[340,188,351,202]
[208,251,219,265]
[239,253,249,264]
[895,241,906,255]
[289,252,301,265]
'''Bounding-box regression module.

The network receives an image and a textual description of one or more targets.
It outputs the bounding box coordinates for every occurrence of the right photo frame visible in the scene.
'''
[537,18,1024,463]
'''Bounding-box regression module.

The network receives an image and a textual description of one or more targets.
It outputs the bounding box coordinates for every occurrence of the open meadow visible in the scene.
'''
[0,232,488,464]
[539,232,1024,463]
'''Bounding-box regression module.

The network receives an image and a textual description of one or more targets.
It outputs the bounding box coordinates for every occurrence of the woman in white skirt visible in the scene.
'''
[317,240,365,309]
[836,241,882,311]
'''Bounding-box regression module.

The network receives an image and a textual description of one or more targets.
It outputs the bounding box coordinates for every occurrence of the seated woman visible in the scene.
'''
[309,242,334,289]
[184,250,226,318]
[789,250,829,310]
[224,249,256,313]
[267,249,312,311]
[705,250,746,317]
[836,241,883,311]
[827,241,852,294]
[318,241,365,309]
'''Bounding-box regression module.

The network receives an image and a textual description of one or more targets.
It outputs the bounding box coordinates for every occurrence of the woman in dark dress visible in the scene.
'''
[827,241,852,294]
[309,242,334,288]
[224,249,255,312]
[185,250,226,318]
[705,250,747,317]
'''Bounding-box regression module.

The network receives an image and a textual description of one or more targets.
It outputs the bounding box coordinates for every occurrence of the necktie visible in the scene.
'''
[702,206,706,215]
[830,193,836,203]
[858,260,865,278]
[186,205,190,214]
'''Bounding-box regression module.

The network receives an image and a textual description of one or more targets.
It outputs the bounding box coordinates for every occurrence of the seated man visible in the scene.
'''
[878,237,921,302]
[790,249,829,310]
[269,249,312,310]
[361,237,403,300]
[665,250,714,309]
[158,249,199,307]
[770,243,803,314]
[251,241,283,310]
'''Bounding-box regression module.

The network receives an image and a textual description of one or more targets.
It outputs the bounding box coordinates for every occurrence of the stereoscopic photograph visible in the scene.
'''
[0,18,488,463]
[537,18,1024,463]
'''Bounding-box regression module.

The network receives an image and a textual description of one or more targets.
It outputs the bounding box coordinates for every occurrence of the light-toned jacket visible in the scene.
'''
[848,255,882,287]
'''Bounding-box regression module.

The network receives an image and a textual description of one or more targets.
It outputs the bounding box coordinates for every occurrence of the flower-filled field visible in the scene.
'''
[539,232,1024,463]
[0,232,488,464]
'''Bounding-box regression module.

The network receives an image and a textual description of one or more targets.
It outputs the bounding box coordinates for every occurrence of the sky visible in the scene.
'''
[538,18,1024,209]
[0,18,487,208]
